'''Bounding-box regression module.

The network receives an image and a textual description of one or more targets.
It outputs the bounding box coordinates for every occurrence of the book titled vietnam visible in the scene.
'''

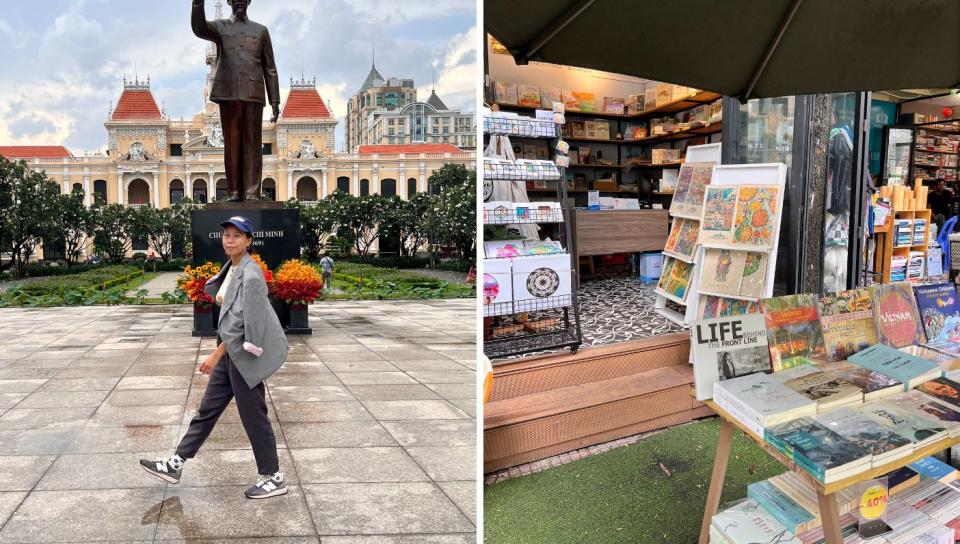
[816,407,913,465]
[818,288,877,362]
[763,416,870,483]
[870,282,926,348]
[690,313,770,400]
[914,282,960,343]
[761,294,827,371]
[847,343,941,390]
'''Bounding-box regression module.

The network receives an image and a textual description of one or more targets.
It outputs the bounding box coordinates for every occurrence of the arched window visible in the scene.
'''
[215,178,227,201]
[360,179,370,197]
[128,179,150,205]
[71,182,83,195]
[169,179,184,204]
[381,178,396,197]
[93,180,108,204]
[193,179,207,203]
[262,178,276,201]
[407,177,417,196]
[336,176,351,194]
[296,176,318,201]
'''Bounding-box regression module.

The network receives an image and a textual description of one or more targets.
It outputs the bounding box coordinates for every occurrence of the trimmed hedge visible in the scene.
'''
[332,263,445,287]
[19,265,141,295]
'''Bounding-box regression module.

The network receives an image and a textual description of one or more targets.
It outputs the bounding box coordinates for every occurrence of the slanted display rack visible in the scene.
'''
[482,107,583,359]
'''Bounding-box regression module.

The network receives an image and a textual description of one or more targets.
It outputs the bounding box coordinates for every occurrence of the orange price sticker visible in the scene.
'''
[859,485,888,520]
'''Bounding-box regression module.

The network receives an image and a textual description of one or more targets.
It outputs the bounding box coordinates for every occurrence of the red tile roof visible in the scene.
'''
[112,89,162,120]
[358,144,463,154]
[281,88,331,119]
[0,146,74,159]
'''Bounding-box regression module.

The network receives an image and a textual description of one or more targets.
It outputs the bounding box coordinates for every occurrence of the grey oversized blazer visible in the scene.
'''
[203,253,288,389]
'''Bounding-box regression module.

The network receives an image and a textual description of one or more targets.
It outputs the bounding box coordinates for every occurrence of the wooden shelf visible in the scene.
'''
[492,90,722,121]
[635,123,722,144]
[568,163,626,169]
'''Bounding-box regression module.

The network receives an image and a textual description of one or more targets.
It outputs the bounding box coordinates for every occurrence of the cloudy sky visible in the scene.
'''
[0,0,477,153]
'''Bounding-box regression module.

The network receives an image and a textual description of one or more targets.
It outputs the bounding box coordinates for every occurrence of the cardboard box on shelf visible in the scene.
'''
[495,81,519,105]
[644,87,658,110]
[571,91,597,112]
[518,84,541,108]
[602,97,625,115]
[651,148,680,164]
[594,180,618,192]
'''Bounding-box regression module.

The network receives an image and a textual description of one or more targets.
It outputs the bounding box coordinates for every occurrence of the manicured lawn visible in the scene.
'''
[483,418,785,544]
[322,262,474,299]
[116,271,160,292]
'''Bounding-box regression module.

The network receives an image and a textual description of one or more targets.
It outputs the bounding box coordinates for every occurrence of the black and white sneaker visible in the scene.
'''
[139,455,183,484]
[245,471,288,499]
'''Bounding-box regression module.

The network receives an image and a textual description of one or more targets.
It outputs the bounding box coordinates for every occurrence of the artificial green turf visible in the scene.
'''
[483,418,786,544]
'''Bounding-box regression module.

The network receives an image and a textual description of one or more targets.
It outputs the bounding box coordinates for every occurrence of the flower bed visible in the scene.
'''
[18,265,141,296]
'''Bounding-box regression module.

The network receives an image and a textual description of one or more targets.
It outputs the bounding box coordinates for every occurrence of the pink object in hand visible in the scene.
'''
[243,341,263,357]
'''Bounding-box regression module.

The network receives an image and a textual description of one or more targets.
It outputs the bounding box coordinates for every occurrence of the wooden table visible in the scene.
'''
[568,209,669,284]
[699,399,960,544]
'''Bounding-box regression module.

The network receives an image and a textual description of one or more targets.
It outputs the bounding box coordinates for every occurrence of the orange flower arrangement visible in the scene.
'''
[177,262,221,306]
[273,259,323,305]
[250,253,273,283]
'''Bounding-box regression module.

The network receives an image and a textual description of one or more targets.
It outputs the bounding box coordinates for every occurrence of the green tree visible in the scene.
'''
[92,203,134,264]
[0,156,61,277]
[426,164,476,262]
[49,187,95,266]
[137,203,190,262]
[295,198,337,261]
[397,192,432,256]
[327,191,388,258]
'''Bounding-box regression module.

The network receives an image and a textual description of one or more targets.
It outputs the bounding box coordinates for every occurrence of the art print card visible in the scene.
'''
[512,254,571,311]
[698,249,746,297]
[671,162,714,218]
[669,167,695,215]
[731,185,779,250]
[482,258,513,316]
[698,295,761,319]
[699,187,737,245]
[739,252,768,298]
[483,240,526,259]
[657,257,694,302]
[663,218,699,260]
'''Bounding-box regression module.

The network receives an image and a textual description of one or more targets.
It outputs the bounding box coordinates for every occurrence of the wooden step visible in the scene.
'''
[484,364,711,473]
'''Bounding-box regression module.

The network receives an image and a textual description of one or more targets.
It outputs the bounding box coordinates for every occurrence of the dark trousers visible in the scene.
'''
[220,100,263,199]
[175,352,279,475]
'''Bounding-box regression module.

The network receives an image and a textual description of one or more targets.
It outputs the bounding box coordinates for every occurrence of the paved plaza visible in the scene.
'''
[0,299,476,543]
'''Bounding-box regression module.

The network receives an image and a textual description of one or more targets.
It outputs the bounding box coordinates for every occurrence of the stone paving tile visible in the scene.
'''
[0,300,476,540]
[381,421,476,447]
[302,482,474,535]
[449,399,475,418]
[0,488,164,543]
[405,447,476,482]
[155,485,316,540]
[0,455,56,491]
[157,539,319,544]
[291,447,430,483]
[345,384,443,401]
[362,400,469,421]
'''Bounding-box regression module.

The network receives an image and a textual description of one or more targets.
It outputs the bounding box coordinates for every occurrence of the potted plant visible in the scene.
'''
[272,259,324,334]
[177,261,221,336]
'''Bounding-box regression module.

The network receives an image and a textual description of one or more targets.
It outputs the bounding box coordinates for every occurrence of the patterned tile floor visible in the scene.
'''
[0,300,476,543]
[577,276,684,346]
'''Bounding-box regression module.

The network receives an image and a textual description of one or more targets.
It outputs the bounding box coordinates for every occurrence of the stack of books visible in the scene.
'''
[713,373,817,437]
[858,400,949,450]
[765,417,871,484]
[894,219,913,246]
[709,499,801,544]
[846,344,942,390]
[892,479,960,535]
[817,408,914,466]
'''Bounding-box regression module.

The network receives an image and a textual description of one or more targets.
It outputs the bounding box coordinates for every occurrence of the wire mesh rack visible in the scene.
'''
[483,302,581,359]
[483,114,557,138]
[483,158,562,181]
[483,206,565,225]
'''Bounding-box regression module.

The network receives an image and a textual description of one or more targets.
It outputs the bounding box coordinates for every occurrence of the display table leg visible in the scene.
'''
[698,419,734,544]
[815,489,843,544]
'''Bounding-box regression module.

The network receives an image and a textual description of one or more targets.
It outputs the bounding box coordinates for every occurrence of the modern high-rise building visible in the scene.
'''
[345,62,476,152]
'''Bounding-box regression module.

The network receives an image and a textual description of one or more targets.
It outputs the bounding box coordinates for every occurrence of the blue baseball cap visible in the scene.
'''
[220,215,254,234]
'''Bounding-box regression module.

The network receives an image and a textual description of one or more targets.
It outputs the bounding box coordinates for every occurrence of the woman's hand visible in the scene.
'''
[199,353,220,375]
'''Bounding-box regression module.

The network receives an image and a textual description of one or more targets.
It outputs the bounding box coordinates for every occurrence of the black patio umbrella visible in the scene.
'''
[485,0,960,100]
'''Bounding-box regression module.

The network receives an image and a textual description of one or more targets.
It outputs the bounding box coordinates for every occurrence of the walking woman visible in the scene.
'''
[140,215,290,499]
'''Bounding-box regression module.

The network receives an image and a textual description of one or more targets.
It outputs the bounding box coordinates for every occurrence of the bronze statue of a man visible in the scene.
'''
[192,0,280,202]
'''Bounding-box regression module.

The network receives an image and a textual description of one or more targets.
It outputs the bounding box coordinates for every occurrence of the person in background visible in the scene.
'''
[927,178,954,229]
[319,251,335,291]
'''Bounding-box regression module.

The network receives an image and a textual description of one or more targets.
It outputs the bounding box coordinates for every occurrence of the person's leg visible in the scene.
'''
[174,356,235,460]
[228,355,280,475]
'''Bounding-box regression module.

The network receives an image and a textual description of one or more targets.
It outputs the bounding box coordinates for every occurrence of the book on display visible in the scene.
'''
[782,371,863,412]
[763,417,870,484]
[887,390,960,437]
[900,344,960,373]
[817,289,877,362]
[761,294,828,372]
[885,465,921,495]
[709,498,802,544]
[909,456,958,484]
[746,480,816,536]
[821,361,901,401]
[713,373,817,437]
[846,343,941,389]
[816,408,913,465]
[870,282,926,348]
[881,497,954,544]
[914,282,960,343]
[767,470,859,525]
[691,313,771,400]
[915,376,960,409]
[858,400,949,448]
[892,479,960,531]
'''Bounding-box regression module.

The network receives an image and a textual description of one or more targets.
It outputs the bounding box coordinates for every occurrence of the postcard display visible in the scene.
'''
[481,106,583,358]
[653,143,721,326]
